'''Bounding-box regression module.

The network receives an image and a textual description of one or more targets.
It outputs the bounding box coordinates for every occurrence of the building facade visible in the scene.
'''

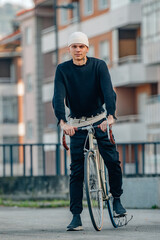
[0,29,24,175]
[13,0,160,174]
[142,0,160,141]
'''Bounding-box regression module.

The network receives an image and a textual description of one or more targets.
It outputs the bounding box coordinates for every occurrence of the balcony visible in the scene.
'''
[110,55,159,87]
[0,84,18,96]
[113,115,147,143]
[109,0,141,29]
[0,123,18,136]
[111,0,141,10]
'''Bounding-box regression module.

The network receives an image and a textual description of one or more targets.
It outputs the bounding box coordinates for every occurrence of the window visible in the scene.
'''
[26,74,32,92]
[2,96,18,123]
[26,121,33,139]
[84,0,93,16]
[0,59,11,78]
[99,40,110,63]
[87,45,95,57]
[142,2,160,39]
[25,26,32,45]
[43,52,56,81]
[60,7,68,25]
[72,1,79,22]
[98,0,108,10]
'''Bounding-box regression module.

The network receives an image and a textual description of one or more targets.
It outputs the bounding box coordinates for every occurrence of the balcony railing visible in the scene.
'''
[0,143,68,177]
[0,78,11,84]
[116,114,141,123]
[110,55,141,67]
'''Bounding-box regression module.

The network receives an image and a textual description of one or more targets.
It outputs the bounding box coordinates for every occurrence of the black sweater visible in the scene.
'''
[52,57,116,124]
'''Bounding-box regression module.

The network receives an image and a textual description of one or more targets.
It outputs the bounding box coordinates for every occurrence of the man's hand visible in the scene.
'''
[60,120,76,136]
[107,115,115,125]
[99,120,108,132]
[99,115,115,132]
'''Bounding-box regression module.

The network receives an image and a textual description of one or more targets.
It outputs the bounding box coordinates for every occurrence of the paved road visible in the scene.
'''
[0,207,160,240]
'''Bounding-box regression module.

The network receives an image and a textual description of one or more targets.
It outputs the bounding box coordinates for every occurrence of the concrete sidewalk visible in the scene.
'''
[0,207,160,240]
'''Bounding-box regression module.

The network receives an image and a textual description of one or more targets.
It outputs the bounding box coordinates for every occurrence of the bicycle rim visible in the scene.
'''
[84,150,103,231]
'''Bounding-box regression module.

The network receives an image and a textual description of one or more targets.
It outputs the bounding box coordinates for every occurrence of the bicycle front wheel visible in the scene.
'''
[84,150,103,231]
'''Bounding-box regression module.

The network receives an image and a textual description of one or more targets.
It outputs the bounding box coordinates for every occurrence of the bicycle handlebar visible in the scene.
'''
[62,124,115,151]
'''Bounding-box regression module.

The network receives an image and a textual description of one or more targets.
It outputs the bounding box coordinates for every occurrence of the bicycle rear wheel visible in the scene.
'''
[84,150,103,231]
[104,167,119,228]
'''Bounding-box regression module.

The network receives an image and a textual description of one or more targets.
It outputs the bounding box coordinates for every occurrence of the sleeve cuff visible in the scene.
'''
[106,113,117,120]
[57,117,67,126]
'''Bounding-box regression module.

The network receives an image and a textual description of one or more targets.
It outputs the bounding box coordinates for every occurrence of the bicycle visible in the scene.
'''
[62,122,133,231]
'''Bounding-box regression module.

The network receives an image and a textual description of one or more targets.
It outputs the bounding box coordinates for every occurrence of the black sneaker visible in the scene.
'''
[67,214,83,231]
[113,198,127,217]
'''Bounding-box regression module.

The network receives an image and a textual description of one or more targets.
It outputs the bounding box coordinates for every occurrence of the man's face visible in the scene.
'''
[68,43,89,61]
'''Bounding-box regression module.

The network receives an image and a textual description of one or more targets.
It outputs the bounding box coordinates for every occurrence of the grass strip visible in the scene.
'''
[0,199,70,208]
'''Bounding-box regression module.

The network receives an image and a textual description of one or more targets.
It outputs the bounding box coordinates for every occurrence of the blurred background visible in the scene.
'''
[0,0,160,178]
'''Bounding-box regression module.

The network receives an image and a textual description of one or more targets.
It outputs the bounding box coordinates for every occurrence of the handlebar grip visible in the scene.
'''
[109,125,115,145]
[62,133,69,151]
[62,127,78,151]
[98,124,115,145]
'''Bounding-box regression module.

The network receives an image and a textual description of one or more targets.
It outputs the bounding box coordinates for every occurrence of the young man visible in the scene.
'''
[52,32,126,231]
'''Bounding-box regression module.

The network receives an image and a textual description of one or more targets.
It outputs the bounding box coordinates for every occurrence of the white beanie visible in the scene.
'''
[68,32,89,47]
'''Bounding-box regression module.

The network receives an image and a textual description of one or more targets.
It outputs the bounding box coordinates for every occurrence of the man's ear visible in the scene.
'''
[86,47,89,53]
[68,47,70,53]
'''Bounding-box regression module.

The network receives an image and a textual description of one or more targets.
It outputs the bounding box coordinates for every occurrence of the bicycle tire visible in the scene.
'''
[84,150,103,231]
[104,166,119,228]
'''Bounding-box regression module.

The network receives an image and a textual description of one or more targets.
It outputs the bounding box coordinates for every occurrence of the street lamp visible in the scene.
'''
[53,1,74,66]
[53,0,75,175]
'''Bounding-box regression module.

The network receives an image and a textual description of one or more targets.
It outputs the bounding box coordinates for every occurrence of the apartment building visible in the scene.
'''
[38,0,146,143]
[15,0,160,174]
[142,0,160,141]
[0,29,24,175]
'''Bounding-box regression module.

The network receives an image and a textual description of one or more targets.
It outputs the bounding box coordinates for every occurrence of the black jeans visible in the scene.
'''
[69,119,123,214]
